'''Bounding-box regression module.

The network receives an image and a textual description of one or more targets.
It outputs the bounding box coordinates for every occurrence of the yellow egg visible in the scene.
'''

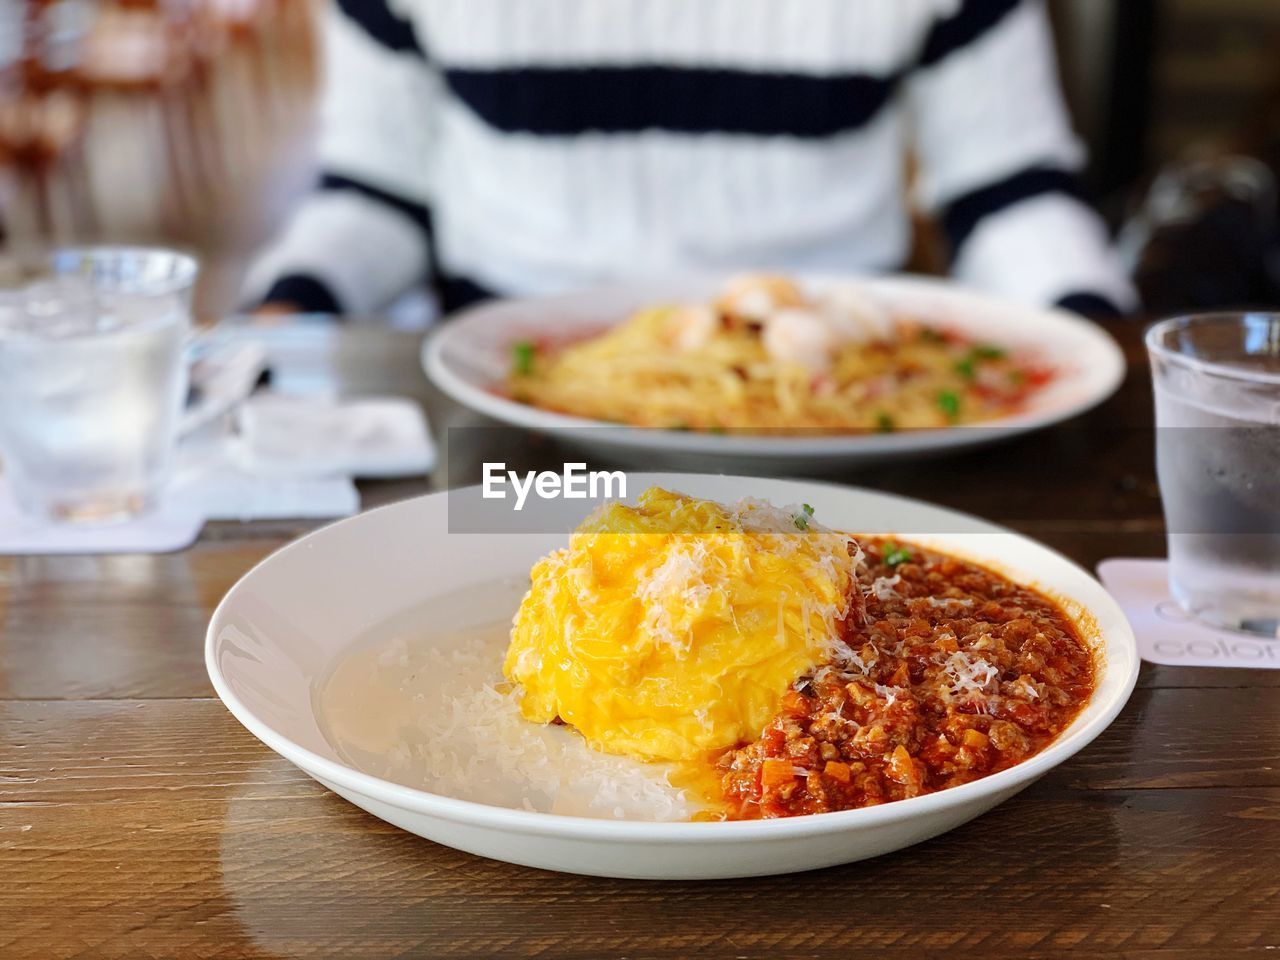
[503,488,860,762]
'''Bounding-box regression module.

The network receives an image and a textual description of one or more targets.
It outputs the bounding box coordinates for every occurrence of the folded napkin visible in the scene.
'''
[170,432,361,522]
[234,394,435,479]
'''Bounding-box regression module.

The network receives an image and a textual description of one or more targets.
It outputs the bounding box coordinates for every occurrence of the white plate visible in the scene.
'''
[207,474,1138,879]
[423,275,1127,471]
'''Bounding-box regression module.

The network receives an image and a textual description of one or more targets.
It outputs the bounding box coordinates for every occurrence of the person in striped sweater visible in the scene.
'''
[247,0,1137,321]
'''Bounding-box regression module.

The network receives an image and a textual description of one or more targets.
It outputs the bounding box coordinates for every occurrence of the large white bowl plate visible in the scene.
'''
[207,474,1138,880]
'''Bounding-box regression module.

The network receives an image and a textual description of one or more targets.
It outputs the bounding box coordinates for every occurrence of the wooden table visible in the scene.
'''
[2,320,1277,959]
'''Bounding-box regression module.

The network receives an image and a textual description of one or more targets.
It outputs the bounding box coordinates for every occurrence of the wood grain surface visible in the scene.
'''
[1,320,1277,960]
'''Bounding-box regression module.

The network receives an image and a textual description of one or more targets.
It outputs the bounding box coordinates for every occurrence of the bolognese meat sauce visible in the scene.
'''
[718,539,1095,819]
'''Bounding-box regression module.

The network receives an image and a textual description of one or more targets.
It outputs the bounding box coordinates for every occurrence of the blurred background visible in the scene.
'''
[0,0,320,320]
[3,0,1280,322]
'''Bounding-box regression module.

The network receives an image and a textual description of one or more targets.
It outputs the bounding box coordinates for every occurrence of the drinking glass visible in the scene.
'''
[1147,313,1280,637]
[0,247,197,523]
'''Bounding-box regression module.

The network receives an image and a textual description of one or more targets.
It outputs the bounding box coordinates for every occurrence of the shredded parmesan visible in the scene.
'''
[941,650,1000,696]
[874,683,904,706]
[625,496,860,658]
[845,647,875,675]
[635,542,716,654]
[869,575,902,602]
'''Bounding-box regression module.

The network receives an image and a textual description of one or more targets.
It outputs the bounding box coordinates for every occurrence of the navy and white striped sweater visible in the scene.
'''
[247,0,1137,319]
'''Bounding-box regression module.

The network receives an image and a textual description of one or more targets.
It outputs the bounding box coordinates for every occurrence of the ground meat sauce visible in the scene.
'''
[717,538,1095,819]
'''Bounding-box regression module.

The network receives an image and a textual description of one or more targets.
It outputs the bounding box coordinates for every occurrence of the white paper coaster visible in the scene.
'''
[1097,558,1280,669]
[0,481,204,555]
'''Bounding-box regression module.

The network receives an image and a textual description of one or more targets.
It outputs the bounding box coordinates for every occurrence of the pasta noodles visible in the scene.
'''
[506,276,1049,434]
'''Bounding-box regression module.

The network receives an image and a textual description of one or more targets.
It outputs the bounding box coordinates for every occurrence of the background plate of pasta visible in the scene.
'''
[424,274,1126,469]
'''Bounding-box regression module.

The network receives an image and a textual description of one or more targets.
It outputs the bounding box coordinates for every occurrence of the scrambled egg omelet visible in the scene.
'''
[504,488,861,762]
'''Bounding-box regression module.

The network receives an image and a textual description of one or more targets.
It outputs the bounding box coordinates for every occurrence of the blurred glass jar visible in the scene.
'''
[0,0,320,321]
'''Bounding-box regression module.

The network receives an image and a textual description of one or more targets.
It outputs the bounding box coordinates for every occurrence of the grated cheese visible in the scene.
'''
[869,575,902,602]
[635,541,716,654]
[1015,677,1041,700]
[874,683,904,706]
[626,495,862,662]
[941,650,1000,696]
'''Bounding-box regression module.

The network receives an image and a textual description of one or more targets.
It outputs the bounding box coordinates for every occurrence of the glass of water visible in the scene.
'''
[0,248,197,523]
[1147,313,1280,638]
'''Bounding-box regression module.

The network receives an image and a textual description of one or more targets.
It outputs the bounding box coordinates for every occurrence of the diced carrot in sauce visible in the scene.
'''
[779,689,810,718]
[824,761,852,783]
[760,758,796,788]
[962,729,990,749]
[887,745,918,785]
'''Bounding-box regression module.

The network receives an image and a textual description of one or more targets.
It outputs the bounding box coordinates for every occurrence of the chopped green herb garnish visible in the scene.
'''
[793,505,814,530]
[957,346,1003,381]
[875,412,895,434]
[1008,369,1027,385]
[882,541,913,567]
[937,389,961,422]
[511,340,536,375]
[919,327,946,344]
